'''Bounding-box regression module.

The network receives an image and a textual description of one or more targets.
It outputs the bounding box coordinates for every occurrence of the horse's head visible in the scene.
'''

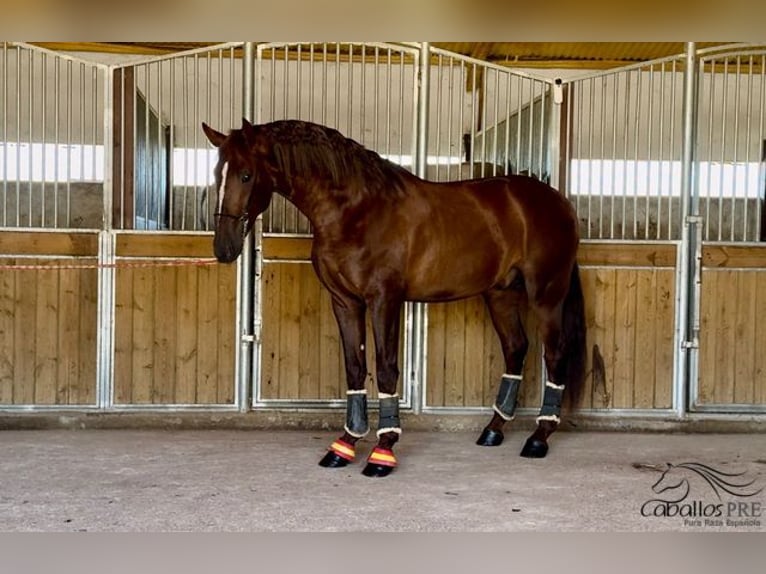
[202,118,275,263]
[651,462,690,499]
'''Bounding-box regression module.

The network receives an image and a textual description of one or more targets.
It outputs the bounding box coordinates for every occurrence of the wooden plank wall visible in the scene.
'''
[260,238,401,401]
[578,246,676,411]
[428,243,677,411]
[698,245,766,406]
[0,232,99,405]
[113,234,237,405]
[261,238,678,411]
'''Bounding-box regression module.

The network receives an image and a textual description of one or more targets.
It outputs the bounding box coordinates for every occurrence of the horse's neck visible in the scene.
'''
[274,176,333,229]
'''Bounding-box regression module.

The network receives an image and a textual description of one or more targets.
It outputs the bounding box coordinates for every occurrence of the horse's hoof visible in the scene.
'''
[476,428,504,447]
[318,451,350,468]
[520,437,549,458]
[362,463,395,477]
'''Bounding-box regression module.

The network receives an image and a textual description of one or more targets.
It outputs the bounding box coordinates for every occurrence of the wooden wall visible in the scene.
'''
[113,234,237,405]
[0,232,99,405]
[261,238,678,411]
[698,245,766,406]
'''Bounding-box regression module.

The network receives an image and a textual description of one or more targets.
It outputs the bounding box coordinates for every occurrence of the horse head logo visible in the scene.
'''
[652,462,763,502]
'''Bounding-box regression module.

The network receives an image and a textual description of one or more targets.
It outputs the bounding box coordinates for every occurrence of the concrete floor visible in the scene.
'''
[0,429,764,532]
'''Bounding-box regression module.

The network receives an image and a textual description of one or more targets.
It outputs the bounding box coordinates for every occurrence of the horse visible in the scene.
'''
[202,118,587,478]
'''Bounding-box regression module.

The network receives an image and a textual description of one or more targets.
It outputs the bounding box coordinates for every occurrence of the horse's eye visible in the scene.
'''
[241,171,252,183]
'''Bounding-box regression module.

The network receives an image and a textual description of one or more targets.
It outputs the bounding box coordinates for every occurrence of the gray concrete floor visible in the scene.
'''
[0,429,764,532]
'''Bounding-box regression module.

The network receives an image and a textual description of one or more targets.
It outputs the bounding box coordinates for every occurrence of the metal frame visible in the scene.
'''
[0,41,764,421]
[249,42,421,411]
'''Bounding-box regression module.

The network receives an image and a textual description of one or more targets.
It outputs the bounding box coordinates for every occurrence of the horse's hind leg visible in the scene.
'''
[477,288,528,447]
[318,296,370,468]
[362,295,404,478]
[521,300,565,459]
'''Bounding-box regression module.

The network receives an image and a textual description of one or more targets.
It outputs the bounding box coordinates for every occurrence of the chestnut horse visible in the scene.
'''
[203,118,586,477]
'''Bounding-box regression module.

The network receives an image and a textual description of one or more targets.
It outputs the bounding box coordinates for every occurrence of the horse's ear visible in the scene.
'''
[241,117,256,146]
[202,123,225,148]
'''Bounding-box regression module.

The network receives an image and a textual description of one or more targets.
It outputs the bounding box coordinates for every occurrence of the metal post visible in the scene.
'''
[97,64,115,409]
[408,42,430,415]
[237,42,256,412]
[675,42,699,418]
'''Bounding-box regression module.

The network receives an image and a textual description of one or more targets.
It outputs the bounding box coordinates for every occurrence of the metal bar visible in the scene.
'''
[2,43,8,227]
[731,56,741,241]
[503,73,511,176]
[410,41,430,415]
[758,54,765,240]
[657,63,665,240]
[668,60,677,239]
[718,59,728,242]
[66,59,72,228]
[586,77,594,237]
[610,72,618,238]
[240,41,256,412]
[705,58,715,240]
[744,56,753,241]
[677,42,698,418]
[646,65,654,239]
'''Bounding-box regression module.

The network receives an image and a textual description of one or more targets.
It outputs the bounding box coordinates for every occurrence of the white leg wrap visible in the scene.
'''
[545,381,566,391]
[536,414,561,424]
[492,404,515,421]
[344,425,369,439]
[376,427,402,437]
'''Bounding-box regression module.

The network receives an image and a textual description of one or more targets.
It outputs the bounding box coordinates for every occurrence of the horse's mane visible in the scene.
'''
[259,120,410,195]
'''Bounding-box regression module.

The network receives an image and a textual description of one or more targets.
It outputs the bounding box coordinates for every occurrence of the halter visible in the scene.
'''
[214,210,248,223]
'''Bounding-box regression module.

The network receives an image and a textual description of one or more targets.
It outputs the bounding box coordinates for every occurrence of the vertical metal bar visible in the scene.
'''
[66,59,72,227]
[2,43,8,227]
[743,56,753,241]
[309,44,315,122]
[15,46,21,227]
[732,56,741,241]
[718,59,728,242]
[677,42,698,417]
[241,41,255,412]
[657,63,666,240]
[434,54,442,181]
[597,76,606,238]
[646,65,654,239]
[503,72,511,176]
[538,80,546,182]
[669,59,678,240]
[549,78,563,190]
[41,52,47,228]
[28,50,33,227]
[321,43,328,126]
[399,50,405,164]
[146,64,152,229]
[622,72,631,239]
[705,58,714,241]
[169,59,176,230]
[610,73,618,238]
[633,70,642,239]
[410,42,430,414]
[491,70,500,176]
[574,77,583,230]
[758,54,765,240]
[53,57,60,228]
[586,77,594,237]
[385,47,391,156]
[98,64,115,408]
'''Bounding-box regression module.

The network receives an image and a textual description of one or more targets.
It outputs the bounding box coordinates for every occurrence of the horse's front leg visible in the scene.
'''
[362,295,403,478]
[318,296,369,469]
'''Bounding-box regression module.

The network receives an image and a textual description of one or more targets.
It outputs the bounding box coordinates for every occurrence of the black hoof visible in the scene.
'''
[476,428,504,447]
[318,451,351,468]
[520,437,549,458]
[361,463,395,477]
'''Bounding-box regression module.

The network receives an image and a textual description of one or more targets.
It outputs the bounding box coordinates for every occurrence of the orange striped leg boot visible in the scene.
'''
[362,393,400,477]
[319,390,368,468]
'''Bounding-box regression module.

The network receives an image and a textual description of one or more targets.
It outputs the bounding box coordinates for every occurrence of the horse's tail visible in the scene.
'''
[558,262,587,409]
